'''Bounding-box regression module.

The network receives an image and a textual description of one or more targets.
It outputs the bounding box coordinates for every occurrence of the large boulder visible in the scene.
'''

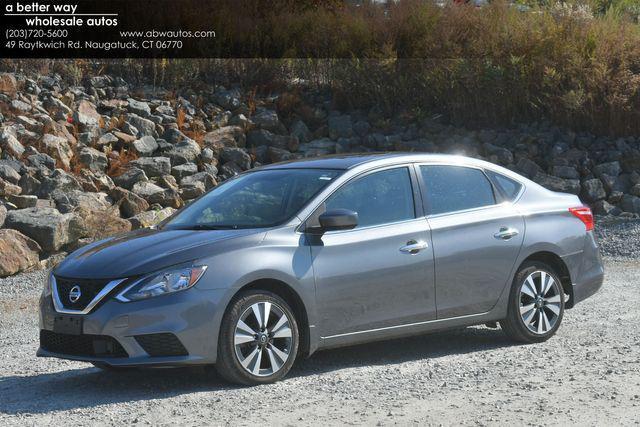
[220,147,252,170]
[131,157,171,177]
[0,229,41,277]
[0,177,21,197]
[247,129,298,152]
[127,98,151,117]
[4,207,85,253]
[74,100,101,128]
[252,109,285,133]
[298,138,337,157]
[328,115,353,140]
[0,205,6,227]
[0,131,25,158]
[593,161,621,178]
[132,136,158,156]
[620,194,640,214]
[129,207,176,230]
[166,139,201,165]
[203,126,246,149]
[52,190,111,214]
[110,187,150,218]
[0,73,18,97]
[113,167,148,190]
[38,169,83,199]
[532,172,580,194]
[0,165,20,184]
[77,205,131,240]
[290,120,312,144]
[132,181,165,199]
[128,113,158,138]
[78,147,108,172]
[171,163,198,180]
[581,178,606,202]
[551,165,580,180]
[41,134,73,170]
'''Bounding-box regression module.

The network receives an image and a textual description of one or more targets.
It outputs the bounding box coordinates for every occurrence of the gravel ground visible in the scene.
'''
[596,217,640,259]
[1,230,639,425]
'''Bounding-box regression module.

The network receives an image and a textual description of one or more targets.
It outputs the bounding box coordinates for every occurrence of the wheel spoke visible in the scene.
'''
[272,326,292,339]
[252,304,264,329]
[520,303,535,316]
[270,313,288,334]
[546,303,561,316]
[541,310,551,331]
[235,332,256,345]
[522,277,537,298]
[523,307,537,326]
[252,348,263,375]
[266,348,281,373]
[537,310,544,333]
[236,319,257,336]
[542,276,554,297]
[545,294,562,304]
[270,343,289,363]
[241,347,260,369]
[539,272,547,295]
[263,302,272,329]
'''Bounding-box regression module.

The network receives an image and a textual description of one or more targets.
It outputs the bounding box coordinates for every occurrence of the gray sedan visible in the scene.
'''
[38,154,604,384]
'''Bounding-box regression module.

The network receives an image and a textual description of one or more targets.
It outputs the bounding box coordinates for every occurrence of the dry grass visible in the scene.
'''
[3,1,640,136]
[106,148,139,177]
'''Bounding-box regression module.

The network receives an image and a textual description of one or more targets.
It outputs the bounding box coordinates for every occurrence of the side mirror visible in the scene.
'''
[318,209,358,232]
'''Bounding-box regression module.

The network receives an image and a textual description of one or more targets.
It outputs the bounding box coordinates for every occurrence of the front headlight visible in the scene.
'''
[116,265,207,302]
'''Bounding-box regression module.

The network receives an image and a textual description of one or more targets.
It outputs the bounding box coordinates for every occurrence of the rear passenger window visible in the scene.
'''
[325,167,415,228]
[486,170,522,201]
[420,165,495,215]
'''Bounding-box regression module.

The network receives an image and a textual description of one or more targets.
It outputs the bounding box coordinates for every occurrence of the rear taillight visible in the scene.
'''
[569,206,594,231]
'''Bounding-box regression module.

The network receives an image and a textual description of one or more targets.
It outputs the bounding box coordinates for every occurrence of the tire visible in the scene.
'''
[500,261,565,343]
[216,290,299,385]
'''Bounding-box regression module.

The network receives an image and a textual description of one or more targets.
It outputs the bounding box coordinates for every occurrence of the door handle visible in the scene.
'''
[494,227,519,240]
[399,240,428,254]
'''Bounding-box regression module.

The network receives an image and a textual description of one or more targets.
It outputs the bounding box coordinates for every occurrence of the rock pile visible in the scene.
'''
[0,70,639,276]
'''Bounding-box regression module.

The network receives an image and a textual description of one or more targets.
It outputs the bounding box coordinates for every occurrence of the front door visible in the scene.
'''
[308,166,436,338]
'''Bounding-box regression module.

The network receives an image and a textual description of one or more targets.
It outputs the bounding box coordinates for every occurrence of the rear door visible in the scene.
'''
[417,164,525,319]
[308,166,436,338]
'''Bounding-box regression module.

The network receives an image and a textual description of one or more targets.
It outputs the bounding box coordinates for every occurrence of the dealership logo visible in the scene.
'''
[69,286,82,303]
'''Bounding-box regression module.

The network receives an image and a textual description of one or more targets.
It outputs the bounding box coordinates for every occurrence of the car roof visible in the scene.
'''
[257,152,490,171]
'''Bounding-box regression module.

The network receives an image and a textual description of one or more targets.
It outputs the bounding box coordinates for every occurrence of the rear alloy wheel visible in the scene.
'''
[500,262,565,343]
[216,291,299,385]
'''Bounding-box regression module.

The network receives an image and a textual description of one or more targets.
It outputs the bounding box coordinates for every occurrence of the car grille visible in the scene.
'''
[134,333,189,357]
[54,277,112,311]
[40,330,129,358]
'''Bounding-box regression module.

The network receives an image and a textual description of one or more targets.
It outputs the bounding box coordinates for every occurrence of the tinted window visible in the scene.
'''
[486,170,522,201]
[325,167,415,228]
[164,169,341,229]
[420,165,495,215]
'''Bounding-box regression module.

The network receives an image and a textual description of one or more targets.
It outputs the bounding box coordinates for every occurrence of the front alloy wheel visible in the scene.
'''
[501,261,565,343]
[217,291,299,385]
[234,302,293,376]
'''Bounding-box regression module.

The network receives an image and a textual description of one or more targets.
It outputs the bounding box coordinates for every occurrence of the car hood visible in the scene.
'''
[54,227,266,280]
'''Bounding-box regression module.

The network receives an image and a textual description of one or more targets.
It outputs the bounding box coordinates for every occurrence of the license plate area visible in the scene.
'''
[53,315,83,335]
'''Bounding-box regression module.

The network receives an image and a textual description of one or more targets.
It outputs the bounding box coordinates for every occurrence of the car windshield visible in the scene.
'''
[163,168,342,230]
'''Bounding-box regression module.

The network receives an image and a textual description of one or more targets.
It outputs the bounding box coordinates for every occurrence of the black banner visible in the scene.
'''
[0,0,354,58]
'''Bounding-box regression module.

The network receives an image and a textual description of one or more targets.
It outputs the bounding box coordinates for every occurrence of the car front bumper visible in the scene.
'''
[37,286,229,367]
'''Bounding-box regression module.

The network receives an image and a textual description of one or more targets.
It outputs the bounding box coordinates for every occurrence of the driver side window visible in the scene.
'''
[324,167,416,229]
